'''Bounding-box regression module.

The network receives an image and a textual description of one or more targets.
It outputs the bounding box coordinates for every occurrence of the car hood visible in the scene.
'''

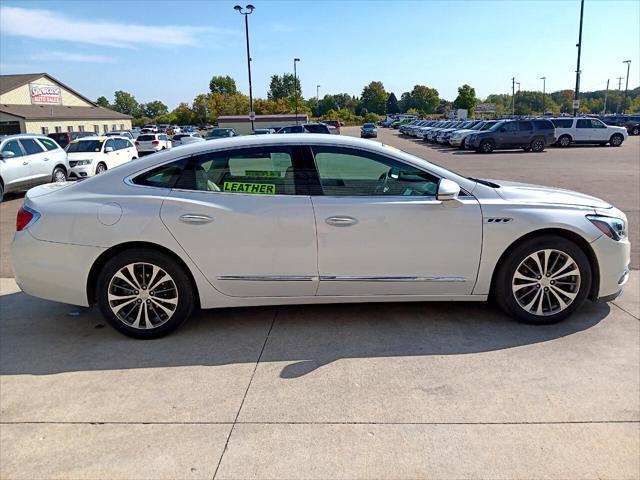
[492,179,612,209]
[67,152,99,160]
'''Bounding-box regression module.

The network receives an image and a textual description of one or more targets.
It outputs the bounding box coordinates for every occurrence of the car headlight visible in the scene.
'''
[75,159,93,166]
[587,215,627,241]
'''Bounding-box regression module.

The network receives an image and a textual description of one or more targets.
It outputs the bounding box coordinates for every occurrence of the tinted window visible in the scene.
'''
[138,135,156,142]
[533,120,554,130]
[1,140,23,157]
[551,119,573,128]
[178,147,297,195]
[311,146,439,197]
[19,138,45,155]
[501,122,518,132]
[518,121,533,131]
[105,139,116,151]
[114,138,129,150]
[159,135,168,141]
[304,124,329,134]
[576,119,591,128]
[133,159,188,188]
[66,140,103,153]
[590,119,606,128]
[39,138,59,151]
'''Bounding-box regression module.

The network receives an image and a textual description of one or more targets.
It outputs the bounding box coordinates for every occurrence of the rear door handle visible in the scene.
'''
[22,161,29,165]
[43,157,50,161]
[179,214,213,225]
[325,216,358,227]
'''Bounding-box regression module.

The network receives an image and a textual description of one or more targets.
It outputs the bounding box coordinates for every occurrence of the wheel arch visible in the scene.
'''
[86,241,200,307]
[488,227,600,301]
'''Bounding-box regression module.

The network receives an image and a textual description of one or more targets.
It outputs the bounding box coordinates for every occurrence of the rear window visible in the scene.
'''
[133,159,188,188]
[304,124,330,134]
[533,120,554,130]
[551,119,573,128]
[66,140,103,153]
[39,138,59,151]
[138,135,156,141]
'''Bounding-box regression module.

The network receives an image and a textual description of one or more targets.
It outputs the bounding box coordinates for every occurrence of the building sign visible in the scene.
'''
[475,103,497,113]
[30,83,62,105]
[572,100,580,109]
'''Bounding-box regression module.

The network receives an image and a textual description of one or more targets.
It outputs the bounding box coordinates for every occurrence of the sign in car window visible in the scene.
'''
[223,181,276,194]
[30,83,62,105]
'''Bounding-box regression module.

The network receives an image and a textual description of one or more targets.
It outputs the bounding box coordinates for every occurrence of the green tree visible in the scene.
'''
[268,74,301,100]
[172,102,194,125]
[361,81,387,115]
[406,85,439,114]
[453,84,477,112]
[209,75,238,95]
[112,90,139,117]
[143,100,169,119]
[96,96,110,108]
[386,92,400,114]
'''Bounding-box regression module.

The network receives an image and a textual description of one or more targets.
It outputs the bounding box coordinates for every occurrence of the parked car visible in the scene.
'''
[550,117,627,147]
[105,131,135,141]
[135,133,172,155]
[277,125,309,134]
[449,121,498,149]
[11,134,629,338]
[66,136,137,179]
[166,126,182,135]
[601,114,640,135]
[466,119,556,153]
[142,124,158,133]
[360,123,378,138]
[157,124,169,133]
[253,128,276,135]
[322,120,343,133]
[302,123,334,134]
[47,131,96,149]
[172,132,203,146]
[206,128,238,139]
[626,120,640,136]
[0,134,68,201]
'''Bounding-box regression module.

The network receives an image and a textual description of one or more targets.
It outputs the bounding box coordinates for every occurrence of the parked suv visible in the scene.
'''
[0,134,68,201]
[551,117,627,147]
[47,131,96,149]
[466,119,556,153]
[67,136,138,178]
[135,133,172,155]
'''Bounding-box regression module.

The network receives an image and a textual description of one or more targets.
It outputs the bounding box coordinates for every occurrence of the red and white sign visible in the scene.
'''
[30,83,62,105]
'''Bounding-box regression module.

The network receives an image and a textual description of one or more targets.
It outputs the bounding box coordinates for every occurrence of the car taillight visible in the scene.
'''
[152,140,159,145]
[16,205,40,232]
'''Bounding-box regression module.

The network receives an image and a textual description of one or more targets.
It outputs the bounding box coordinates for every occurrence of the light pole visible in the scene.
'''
[293,58,300,124]
[234,4,255,131]
[573,0,585,116]
[622,60,632,113]
[316,84,320,118]
[540,76,546,114]
[511,77,516,116]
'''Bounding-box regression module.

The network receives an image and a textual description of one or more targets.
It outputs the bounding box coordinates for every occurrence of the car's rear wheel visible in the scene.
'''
[557,135,572,148]
[609,133,624,147]
[631,126,639,136]
[479,140,494,153]
[530,138,546,152]
[52,166,67,183]
[494,236,591,324]
[96,249,194,338]
[96,162,107,174]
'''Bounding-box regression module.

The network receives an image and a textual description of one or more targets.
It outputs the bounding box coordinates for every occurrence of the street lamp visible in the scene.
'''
[540,76,546,114]
[573,0,585,116]
[293,58,300,124]
[234,4,255,131]
[622,60,632,113]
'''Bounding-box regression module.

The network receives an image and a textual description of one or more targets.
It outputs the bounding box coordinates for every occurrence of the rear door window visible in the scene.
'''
[576,119,591,128]
[517,121,533,131]
[38,138,60,151]
[551,119,573,128]
[19,138,45,155]
[533,120,554,130]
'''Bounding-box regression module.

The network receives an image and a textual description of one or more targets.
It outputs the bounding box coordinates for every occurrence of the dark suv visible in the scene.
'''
[466,119,556,153]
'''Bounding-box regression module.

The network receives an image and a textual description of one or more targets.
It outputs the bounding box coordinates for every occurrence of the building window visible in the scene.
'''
[41,127,49,134]
[120,124,125,130]
[67,126,73,132]
[103,124,109,133]
[55,126,62,133]
[94,125,99,133]
[112,124,117,131]
[78,125,85,132]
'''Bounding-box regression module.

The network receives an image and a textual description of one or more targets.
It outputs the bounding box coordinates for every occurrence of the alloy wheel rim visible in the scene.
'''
[560,137,570,147]
[533,140,543,151]
[54,170,66,182]
[612,136,621,145]
[107,262,178,329]
[512,249,581,316]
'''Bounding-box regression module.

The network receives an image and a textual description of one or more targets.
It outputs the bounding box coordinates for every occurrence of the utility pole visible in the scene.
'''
[316,84,320,118]
[573,0,585,116]
[293,58,300,124]
[511,77,516,116]
[603,79,609,114]
[540,76,546,115]
[616,76,623,113]
[623,60,632,113]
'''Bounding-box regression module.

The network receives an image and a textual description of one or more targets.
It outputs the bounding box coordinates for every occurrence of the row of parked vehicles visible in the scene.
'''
[397,117,629,152]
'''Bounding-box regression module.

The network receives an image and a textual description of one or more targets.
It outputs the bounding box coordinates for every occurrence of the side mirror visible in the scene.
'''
[105,146,114,153]
[1,150,15,159]
[437,179,460,201]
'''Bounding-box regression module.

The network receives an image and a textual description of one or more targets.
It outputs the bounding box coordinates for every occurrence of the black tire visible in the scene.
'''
[459,139,466,149]
[530,137,546,152]
[609,133,624,147]
[522,146,531,152]
[494,235,592,325]
[631,126,639,136]
[96,162,107,174]
[96,248,195,339]
[479,139,494,153]
[557,135,572,148]
[52,166,67,183]
[0,182,3,203]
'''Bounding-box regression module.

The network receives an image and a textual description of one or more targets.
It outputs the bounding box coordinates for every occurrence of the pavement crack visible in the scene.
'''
[211,307,278,480]
[611,301,640,321]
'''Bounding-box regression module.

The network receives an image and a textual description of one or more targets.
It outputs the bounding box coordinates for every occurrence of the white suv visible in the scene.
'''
[135,133,172,156]
[66,136,138,179]
[0,134,69,201]
[550,117,628,147]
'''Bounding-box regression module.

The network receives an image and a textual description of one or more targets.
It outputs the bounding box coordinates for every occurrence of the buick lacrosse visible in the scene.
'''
[11,134,630,338]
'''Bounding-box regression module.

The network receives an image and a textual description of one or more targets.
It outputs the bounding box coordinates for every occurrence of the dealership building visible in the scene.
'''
[0,73,131,135]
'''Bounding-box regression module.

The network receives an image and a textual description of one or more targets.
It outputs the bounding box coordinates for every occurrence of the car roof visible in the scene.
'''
[0,133,50,141]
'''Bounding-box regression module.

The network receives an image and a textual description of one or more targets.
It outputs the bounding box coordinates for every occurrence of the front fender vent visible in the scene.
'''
[484,217,513,224]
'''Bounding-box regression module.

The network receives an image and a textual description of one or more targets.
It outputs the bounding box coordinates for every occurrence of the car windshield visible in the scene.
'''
[489,121,505,131]
[363,123,376,128]
[66,140,103,153]
[481,122,497,130]
[208,129,231,137]
[471,122,485,130]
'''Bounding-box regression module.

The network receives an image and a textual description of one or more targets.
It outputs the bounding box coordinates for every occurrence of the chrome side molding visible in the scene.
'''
[320,276,467,282]
[218,275,316,281]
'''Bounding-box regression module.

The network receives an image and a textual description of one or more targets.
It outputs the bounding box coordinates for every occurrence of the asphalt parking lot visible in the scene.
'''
[1,131,639,479]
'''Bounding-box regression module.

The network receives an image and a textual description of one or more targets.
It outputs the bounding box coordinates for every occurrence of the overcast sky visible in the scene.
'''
[1,0,638,108]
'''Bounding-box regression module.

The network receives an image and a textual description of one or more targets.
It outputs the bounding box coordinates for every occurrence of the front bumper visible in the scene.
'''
[68,163,94,179]
[590,234,631,301]
[449,137,464,146]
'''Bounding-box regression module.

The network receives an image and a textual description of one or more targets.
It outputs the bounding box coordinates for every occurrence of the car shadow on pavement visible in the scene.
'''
[0,289,610,378]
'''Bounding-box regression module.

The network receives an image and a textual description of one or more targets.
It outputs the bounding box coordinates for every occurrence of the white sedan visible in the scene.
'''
[12,135,630,338]
[66,136,138,178]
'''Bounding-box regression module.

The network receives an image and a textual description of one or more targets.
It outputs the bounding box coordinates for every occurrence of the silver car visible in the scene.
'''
[0,134,69,201]
[11,134,630,338]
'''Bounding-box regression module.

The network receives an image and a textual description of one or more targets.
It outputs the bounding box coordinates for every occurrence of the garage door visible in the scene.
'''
[0,122,21,135]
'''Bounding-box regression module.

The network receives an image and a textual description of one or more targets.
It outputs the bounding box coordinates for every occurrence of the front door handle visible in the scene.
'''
[43,157,50,161]
[325,216,358,227]
[179,214,213,225]
[22,161,29,166]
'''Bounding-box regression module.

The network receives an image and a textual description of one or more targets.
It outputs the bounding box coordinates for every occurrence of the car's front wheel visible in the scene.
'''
[609,133,624,147]
[479,140,494,153]
[96,162,107,174]
[530,138,546,152]
[52,166,67,183]
[96,249,195,338]
[631,126,639,136]
[494,235,591,324]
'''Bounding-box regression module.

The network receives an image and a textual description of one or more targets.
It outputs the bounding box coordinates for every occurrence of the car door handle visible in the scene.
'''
[43,157,50,161]
[179,214,213,224]
[22,161,29,165]
[325,216,358,227]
